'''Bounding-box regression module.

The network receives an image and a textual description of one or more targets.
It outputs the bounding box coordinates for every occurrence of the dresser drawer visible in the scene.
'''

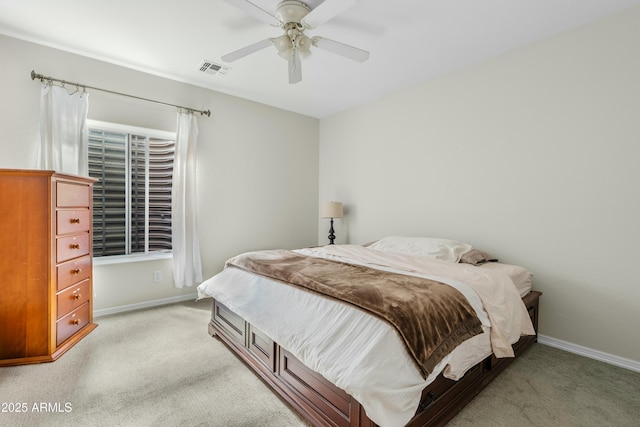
[57,255,91,291]
[57,181,90,207]
[56,302,90,346]
[57,279,90,318]
[57,233,90,263]
[57,209,91,235]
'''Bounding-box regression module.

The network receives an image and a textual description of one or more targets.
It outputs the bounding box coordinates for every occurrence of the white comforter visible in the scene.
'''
[197,245,534,427]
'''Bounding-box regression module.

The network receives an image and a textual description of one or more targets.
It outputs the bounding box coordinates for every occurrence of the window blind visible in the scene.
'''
[148,137,174,252]
[88,127,175,257]
[88,129,127,256]
[130,134,147,254]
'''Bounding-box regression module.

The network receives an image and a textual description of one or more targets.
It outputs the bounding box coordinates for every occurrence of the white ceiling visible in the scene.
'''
[1,0,639,118]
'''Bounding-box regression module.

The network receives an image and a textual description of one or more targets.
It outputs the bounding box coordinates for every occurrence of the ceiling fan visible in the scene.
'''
[221,0,370,84]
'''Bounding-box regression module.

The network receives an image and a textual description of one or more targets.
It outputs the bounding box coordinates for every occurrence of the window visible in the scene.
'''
[87,121,175,258]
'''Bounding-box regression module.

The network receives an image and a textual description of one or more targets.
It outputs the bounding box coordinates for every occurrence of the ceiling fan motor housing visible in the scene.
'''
[276,0,311,24]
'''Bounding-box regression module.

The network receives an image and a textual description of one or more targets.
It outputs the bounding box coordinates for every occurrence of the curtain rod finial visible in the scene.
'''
[30,70,44,82]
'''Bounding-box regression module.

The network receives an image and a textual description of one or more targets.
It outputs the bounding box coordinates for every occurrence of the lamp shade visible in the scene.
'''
[321,201,343,218]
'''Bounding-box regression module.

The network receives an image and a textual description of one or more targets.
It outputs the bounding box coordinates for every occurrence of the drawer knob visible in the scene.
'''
[72,268,82,274]
[73,319,81,325]
[74,293,81,300]
[70,218,81,224]
[418,391,437,411]
[70,244,80,249]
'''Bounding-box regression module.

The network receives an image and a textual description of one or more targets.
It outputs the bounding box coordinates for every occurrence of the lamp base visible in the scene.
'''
[327,217,335,245]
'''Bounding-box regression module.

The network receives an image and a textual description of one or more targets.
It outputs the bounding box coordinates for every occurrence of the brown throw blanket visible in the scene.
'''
[226,250,483,378]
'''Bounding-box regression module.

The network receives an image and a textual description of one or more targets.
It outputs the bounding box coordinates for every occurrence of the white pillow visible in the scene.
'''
[367,236,472,263]
[479,262,534,297]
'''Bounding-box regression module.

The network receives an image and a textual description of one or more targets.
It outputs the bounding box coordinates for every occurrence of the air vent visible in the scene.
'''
[199,60,230,76]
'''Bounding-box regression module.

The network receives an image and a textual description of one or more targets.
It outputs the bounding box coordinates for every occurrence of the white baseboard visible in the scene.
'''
[538,334,640,373]
[93,293,199,318]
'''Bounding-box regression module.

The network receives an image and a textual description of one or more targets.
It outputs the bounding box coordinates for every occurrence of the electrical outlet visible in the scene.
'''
[153,271,162,282]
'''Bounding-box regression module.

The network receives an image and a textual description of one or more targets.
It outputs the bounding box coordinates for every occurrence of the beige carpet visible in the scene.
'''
[1,299,638,427]
[448,336,640,426]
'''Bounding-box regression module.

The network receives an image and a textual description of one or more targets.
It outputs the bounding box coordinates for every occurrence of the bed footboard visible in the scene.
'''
[208,291,541,427]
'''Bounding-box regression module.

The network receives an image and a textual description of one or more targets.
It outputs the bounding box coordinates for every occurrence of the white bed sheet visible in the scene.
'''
[197,245,533,427]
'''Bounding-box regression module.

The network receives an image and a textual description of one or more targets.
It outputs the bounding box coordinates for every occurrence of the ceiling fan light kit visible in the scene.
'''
[221,0,369,84]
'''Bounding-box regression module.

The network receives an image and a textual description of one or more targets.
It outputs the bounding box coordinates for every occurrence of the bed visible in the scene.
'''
[197,237,541,427]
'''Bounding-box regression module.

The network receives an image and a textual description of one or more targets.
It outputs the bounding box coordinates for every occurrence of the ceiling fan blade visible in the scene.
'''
[222,38,274,62]
[222,0,281,26]
[288,47,302,84]
[311,36,369,62]
[301,0,356,29]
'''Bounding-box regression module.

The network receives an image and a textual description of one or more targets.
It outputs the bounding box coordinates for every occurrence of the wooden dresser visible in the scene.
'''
[0,169,97,366]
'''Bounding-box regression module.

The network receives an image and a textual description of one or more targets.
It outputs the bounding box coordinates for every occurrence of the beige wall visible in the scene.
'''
[319,8,640,362]
[0,35,319,312]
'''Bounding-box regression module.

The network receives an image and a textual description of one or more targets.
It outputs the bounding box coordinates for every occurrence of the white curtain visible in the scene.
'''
[172,111,203,288]
[37,84,89,175]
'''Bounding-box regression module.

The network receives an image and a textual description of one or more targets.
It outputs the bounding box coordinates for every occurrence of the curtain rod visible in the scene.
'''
[30,70,211,117]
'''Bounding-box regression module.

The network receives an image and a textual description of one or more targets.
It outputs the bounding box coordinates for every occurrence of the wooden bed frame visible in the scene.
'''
[208,290,541,427]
